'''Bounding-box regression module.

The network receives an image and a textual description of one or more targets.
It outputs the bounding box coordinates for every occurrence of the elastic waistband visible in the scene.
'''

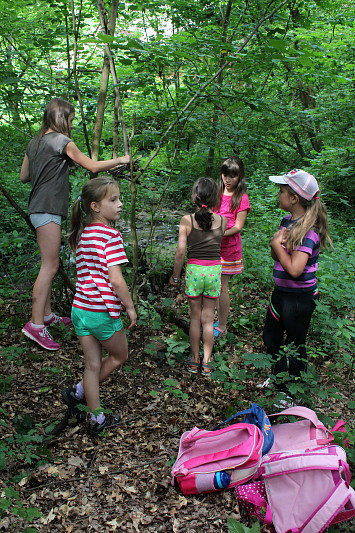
[187,259,221,266]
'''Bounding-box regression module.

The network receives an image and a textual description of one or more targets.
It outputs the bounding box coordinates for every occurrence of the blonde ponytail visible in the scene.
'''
[285,191,332,251]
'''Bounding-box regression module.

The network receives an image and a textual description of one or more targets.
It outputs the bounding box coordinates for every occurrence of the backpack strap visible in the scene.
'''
[260,453,347,478]
[300,482,352,533]
[245,492,273,526]
[269,406,335,445]
[212,407,252,431]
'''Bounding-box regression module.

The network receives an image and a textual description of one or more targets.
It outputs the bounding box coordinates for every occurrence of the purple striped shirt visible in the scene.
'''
[273,215,319,293]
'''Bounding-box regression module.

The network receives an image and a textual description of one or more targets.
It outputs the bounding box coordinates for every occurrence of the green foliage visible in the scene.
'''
[137,299,163,330]
[163,378,188,400]
[227,517,261,532]
[0,407,52,525]
[0,485,41,523]
[165,328,190,365]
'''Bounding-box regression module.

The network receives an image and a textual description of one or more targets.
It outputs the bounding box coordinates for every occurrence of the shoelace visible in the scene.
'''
[50,314,62,324]
[39,327,54,340]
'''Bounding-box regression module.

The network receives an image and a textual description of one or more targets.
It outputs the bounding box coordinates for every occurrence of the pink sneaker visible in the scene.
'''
[44,314,72,327]
[22,321,60,350]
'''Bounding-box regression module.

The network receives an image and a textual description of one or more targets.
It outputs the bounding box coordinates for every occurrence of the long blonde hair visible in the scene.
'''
[68,177,119,252]
[285,186,332,251]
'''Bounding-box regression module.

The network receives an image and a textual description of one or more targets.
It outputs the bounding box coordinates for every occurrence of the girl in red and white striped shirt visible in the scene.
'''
[62,177,136,436]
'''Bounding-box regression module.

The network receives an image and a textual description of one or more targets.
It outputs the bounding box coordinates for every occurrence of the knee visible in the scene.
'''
[41,258,59,277]
[110,348,128,369]
[85,359,101,375]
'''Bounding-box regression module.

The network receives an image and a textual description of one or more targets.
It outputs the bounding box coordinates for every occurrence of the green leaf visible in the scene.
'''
[161,298,175,307]
[268,38,287,51]
[97,33,115,43]
[163,379,178,387]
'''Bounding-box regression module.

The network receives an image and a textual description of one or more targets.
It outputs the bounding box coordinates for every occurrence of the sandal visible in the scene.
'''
[214,326,227,338]
[186,359,200,374]
[201,362,215,376]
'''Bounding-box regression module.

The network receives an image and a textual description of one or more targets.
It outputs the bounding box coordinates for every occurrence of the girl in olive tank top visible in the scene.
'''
[170,178,227,375]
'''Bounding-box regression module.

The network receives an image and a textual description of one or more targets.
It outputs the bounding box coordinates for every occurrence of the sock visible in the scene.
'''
[91,412,105,425]
[74,382,85,399]
[31,322,45,329]
[44,312,54,322]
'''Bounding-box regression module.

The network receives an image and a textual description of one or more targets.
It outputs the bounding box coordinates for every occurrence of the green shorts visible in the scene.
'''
[71,307,123,341]
[184,263,222,299]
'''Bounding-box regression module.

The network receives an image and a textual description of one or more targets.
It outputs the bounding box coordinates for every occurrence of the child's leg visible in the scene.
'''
[32,222,61,324]
[189,296,202,363]
[282,292,316,377]
[216,274,231,332]
[99,328,128,381]
[263,290,286,373]
[79,335,102,413]
[201,296,217,365]
[79,328,129,413]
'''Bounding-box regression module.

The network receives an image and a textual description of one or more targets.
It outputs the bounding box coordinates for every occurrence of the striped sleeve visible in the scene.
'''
[105,231,128,267]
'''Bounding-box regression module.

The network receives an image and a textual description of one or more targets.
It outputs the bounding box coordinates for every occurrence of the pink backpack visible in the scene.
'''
[171,423,263,495]
[268,406,345,453]
[236,445,355,533]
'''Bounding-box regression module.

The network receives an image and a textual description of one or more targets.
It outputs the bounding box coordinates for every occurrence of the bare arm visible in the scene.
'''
[270,230,309,278]
[224,209,248,237]
[108,264,137,329]
[170,216,190,285]
[20,154,30,183]
[64,142,130,173]
[221,215,228,233]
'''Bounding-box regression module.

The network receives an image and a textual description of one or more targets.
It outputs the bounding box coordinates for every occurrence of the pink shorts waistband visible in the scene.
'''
[187,259,221,266]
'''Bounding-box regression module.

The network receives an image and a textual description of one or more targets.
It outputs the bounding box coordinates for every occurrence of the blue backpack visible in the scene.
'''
[213,403,274,455]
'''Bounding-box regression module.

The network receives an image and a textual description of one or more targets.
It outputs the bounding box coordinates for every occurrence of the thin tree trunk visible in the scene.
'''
[205,0,233,176]
[71,0,91,156]
[91,0,120,170]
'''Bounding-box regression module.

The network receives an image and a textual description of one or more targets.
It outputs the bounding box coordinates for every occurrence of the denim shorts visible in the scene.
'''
[71,307,123,340]
[29,213,62,229]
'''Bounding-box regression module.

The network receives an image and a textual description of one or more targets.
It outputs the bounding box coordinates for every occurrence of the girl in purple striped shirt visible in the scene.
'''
[263,170,331,395]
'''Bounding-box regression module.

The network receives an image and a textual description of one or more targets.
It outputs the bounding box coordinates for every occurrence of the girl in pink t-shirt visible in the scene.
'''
[213,156,250,337]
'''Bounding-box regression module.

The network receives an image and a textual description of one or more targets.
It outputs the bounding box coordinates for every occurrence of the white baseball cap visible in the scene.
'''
[269,169,319,201]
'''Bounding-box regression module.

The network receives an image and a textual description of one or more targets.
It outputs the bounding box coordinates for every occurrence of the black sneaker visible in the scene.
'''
[87,413,121,437]
[62,386,87,421]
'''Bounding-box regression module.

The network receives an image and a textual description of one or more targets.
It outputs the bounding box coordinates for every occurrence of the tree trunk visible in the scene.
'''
[91,0,120,170]
[205,0,233,176]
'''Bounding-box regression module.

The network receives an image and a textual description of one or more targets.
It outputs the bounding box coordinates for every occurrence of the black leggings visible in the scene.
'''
[263,288,318,378]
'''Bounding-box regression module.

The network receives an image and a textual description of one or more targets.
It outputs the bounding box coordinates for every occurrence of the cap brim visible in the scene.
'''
[269,175,286,184]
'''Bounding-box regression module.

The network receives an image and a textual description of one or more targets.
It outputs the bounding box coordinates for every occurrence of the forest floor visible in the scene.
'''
[0,283,354,533]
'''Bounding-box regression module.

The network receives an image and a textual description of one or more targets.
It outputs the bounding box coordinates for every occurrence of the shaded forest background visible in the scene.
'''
[0,0,354,531]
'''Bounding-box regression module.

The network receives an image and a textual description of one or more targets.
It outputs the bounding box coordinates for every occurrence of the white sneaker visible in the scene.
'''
[256,378,271,389]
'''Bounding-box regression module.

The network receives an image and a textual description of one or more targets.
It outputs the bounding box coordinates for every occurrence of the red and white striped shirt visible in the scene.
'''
[72,223,128,318]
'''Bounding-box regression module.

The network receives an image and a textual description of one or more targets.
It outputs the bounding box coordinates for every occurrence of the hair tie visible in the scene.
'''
[314,196,319,200]
[201,204,207,208]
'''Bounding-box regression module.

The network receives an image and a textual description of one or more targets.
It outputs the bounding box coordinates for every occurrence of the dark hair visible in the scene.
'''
[39,98,75,138]
[69,177,119,251]
[191,177,218,231]
[215,156,246,212]
[284,185,332,250]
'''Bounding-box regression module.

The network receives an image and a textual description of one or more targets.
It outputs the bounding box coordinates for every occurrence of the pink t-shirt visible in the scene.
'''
[214,193,250,261]
[72,223,128,318]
